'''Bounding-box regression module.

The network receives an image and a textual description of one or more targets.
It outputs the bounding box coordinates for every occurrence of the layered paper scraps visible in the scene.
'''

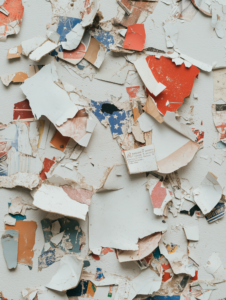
[0,72,28,86]
[0,173,40,189]
[193,172,222,215]
[205,252,226,283]
[117,232,162,262]
[147,174,173,216]
[0,0,24,41]
[20,62,95,147]
[138,112,199,173]
[123,24,146,51]
[5,220,37,267]
[1,230,18,269]
[89,164,167,251]
[81,0,99,27]
[212,104,226,144]
[134,56,166,97]
[145,56,200,115]
[159,241,196,276]
[61,23,85,51]
[124,145,158,174]
[143,95,164,123]
[84,37,106,68]
[22,286,68,300]
[46,256,83,292]
[31,184,89,220]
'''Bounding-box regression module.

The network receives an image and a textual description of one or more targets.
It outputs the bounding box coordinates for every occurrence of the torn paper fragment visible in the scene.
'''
[159,241,195,276]
[134,56,166,97]
[62,186,93,205]
[123,24,146,51]
[205,203,225,224]
[31,184,89,220]
[0,173,40,189]
[29,41,59,62]
[4,214,16,226]
[213,70,226,102]
[50,231,64,246]
[89,164,167,251]
[61,23,85,51]
[193,172,222,215]
[81,0,99,27]
[124,145,158,174]
[56,109,96,147]
[179,52,212,72]
[1,72,28,86]
[5,221,37,267]
[7,45,22,59]
[212,104,226,143]
[180,0,198,21]
[143,95,164,123]
[22,286,68,300]
[84,37,106,68]
[211,12,224,39]
[191,0,212,16]
[127,268,162,300]
[1,230,18,269]
[0,0,24,40]
[46,255,83,292]
[20,62,78,127]
[47,30,60,44]
[138,113,199,173]
[205,252,226,283]
[118,232,162,262]
[183,226,199,241]
[163,23,179,48]
[147,174,173,215]
[98,165,125,192]
[145,56,200,115]
[22,36,47,56]
[114,0,158,28]
[163,111,197,141]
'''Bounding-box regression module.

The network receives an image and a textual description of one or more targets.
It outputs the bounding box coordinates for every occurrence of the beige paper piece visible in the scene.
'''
[143,95,164,123]
[0,173,40,189]
[213,69,226,102]
[84,37,106,68]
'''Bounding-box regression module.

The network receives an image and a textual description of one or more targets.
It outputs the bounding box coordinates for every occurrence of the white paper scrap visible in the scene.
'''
[183,225,199,241]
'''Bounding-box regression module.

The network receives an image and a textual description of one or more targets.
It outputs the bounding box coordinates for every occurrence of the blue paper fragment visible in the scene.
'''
[8,203,26,221]
[205,202,225,224]
[83,260,91,268]
[90,100,132,136]
[153,247,161,260]
[38,249,56,270]
[95,268,105,281]
[57,16,82,42]
[93,29,114,51]
[216,141,226,149]
[144,296,180,300]
[1,230,18,269]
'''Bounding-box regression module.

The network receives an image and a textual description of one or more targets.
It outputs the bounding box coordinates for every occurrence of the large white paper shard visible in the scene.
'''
[17,123,33,156]
[61,23,85,51]
[159,241,196,276]
[183,225,199,241]
[163,23,179,48]
[137,112,199,173]
[205,252,226,283]
[0,173,40,189]
[127,268,162,300]
[22,36,47,56]
[29,41,59,62]
[134,56,166,96]
[179,52,212,72]
[20,62,78,126]
[81,0,99,27]
[46,256,83,292]
[163,112,197,141]
[193,172,222,215]
[89,164,167,251]
[31,184,89,220]
[124,145,158,174]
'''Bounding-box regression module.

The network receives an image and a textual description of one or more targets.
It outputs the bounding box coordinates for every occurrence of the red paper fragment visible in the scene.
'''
[123,24,146,51]
[92,254,100,261]
[0,0,24,38]
[162,263,171,270]
[126,86,141,100]
[13,99,34,121]
[162,272,171,282]
[191,270,198,281]
[40,157,55,180]
[101,247,114,255]
[62,186,93,205]
[146,56,200,115]
[151,181,167,209]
